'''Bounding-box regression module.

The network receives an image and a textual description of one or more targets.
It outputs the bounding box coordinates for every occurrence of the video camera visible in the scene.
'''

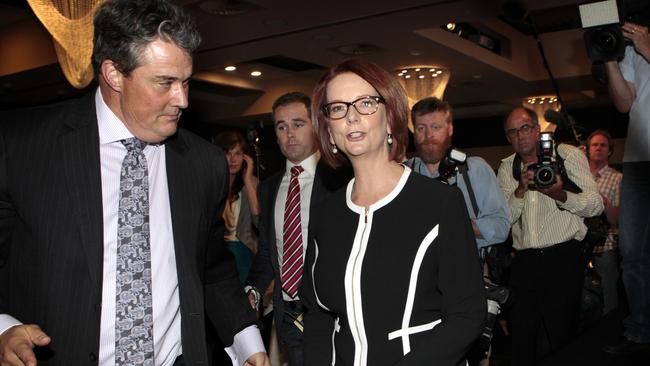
[580,0,650,63]
[436,147,467,183]
[527,132,563,189]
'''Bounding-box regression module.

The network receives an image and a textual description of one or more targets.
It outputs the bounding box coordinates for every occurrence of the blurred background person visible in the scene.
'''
[586,129,622,316]
[213,131,260,282]
[603,21,650,355]
[303,59,486,366]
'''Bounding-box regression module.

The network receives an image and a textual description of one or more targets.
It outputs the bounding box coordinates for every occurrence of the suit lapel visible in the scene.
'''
[164,133,197,283]
[267,172,283,271]
[59,94,104,295]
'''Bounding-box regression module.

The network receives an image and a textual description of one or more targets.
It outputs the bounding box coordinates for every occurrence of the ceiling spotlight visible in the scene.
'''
[224,66,236,71]
[250,70,262,77]
[447,22,456,31]
[405,75,412,79]
[418,75,425,79]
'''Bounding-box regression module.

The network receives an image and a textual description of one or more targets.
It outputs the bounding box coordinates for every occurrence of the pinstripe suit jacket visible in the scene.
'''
[0,93,257,365]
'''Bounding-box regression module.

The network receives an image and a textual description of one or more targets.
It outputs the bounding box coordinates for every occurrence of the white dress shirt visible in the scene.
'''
[274,152,319,301]
[95,90,182,366]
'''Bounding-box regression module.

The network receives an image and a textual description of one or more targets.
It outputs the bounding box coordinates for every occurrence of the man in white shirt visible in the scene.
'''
[603,21,650,356]
[497,107,603,365]
[246,92,350,366]
[0,1,269,365]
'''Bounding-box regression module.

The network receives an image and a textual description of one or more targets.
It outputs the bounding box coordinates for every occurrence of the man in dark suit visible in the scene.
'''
[246,92,349,366]
[0,1,269,365]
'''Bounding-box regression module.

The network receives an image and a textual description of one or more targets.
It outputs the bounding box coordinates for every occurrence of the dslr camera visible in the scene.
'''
[527,132,562,189]
[437,147,467,183]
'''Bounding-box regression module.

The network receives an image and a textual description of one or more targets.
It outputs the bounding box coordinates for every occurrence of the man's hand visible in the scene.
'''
[243,352,271,366]
[537,173,567,203]
[242,154,256,186]
[514,163,534,198]
[622,22,650,61]
[0,324,50,366]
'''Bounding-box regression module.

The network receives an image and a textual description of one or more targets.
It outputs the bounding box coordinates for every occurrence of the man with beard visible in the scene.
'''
[405,97,510,250]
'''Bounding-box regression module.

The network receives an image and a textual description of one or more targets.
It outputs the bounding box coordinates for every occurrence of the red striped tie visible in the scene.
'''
[281,165,304,298]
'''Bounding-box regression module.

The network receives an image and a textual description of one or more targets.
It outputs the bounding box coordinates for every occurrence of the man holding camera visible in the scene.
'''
[602,21,650,355]
[496,107,603,365]
[406,97,511,249]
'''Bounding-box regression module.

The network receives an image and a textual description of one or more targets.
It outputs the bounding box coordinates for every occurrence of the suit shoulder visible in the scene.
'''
[316,161,353,192]
[259,170,283,190]
[0,94,93,136]
[405,171,465,208]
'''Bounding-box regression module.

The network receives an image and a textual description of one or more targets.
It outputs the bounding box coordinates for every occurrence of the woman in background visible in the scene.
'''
[302,59,486,366]
[214,131,260,282]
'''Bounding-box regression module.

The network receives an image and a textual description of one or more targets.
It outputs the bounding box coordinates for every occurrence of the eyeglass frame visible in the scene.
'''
[505,123,538,139]
[322,95,385,120]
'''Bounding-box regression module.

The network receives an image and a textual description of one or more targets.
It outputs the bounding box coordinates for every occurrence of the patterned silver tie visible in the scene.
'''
[115,138,154,366]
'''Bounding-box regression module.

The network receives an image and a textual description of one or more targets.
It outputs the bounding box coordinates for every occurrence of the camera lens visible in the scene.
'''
[535,166,555,187]
[595,30,619,54]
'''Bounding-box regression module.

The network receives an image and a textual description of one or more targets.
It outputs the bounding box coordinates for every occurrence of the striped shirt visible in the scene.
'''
[497,144,604,250]
[591,165,622,253]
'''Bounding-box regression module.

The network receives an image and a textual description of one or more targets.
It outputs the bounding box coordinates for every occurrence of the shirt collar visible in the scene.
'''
[285,151,319,178]
[596,164,612,177]
[95,88,136,145]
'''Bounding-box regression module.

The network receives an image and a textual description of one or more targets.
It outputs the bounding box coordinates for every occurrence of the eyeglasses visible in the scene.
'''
[322,95,385,120]
[505,123,536,139]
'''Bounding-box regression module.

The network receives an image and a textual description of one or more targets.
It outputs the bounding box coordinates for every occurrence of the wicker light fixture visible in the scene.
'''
[395,66,450,131]
[27,0,104,89]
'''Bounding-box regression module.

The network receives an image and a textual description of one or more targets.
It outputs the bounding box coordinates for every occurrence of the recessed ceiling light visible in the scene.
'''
[405,75,411,79]
[250,70,262,77]
[410,50,422,56]
[418,75,425,79]
[225,66,236,71]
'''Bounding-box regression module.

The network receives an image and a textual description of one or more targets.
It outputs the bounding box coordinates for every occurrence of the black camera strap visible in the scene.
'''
[405,157,480,217]
[458,163,480,218]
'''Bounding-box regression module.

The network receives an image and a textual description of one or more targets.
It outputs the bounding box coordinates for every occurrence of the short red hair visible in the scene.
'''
[311,59,409,168]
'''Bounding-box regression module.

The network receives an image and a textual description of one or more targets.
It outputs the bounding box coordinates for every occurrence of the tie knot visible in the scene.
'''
[291,165,303,177]
[121,137,147,153]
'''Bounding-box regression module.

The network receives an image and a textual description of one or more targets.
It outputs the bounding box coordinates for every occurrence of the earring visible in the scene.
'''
[331,144,338,154]
[387,133,393,146]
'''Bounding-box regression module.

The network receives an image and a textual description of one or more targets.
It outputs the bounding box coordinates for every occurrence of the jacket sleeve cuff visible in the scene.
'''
[0,314,22,336]
[224,325,266,366]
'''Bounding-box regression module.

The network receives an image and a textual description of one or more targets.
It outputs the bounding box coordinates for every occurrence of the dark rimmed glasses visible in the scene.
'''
[322,95,385,120]
[505,123,536,139]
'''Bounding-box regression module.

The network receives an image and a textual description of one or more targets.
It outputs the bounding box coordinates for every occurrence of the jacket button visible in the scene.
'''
[89,352,97,362]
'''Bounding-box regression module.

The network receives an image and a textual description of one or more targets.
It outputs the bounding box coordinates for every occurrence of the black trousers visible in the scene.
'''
[280,300,305,366]
[508,239,585,366]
